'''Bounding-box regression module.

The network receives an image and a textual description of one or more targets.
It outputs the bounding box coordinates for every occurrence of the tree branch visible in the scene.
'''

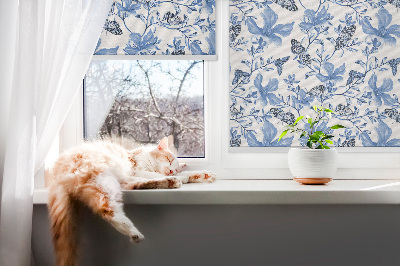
[136,61,162,115]
[174,60,202,115]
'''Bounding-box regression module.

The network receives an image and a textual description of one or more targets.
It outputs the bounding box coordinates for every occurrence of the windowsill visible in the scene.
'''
[33,180,400,205]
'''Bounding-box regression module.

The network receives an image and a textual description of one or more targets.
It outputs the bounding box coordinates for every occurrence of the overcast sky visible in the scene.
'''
[87,59,204,97]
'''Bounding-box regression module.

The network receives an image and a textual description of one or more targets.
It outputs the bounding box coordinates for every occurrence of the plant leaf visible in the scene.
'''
[310,131,324,141]
[310,121,318,128]
[307,140,313,148]
[324,108,333,113]
[322,134,334,139]
[278,129,289,141]
[325,139,333,144]
[330,124,346,129]
[293,116,304,126]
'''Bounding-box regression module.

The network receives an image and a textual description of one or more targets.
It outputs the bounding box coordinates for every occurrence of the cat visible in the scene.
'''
[48,137,216,266]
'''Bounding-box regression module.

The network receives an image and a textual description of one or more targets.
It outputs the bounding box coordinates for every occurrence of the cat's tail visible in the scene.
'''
[48,183,78,266]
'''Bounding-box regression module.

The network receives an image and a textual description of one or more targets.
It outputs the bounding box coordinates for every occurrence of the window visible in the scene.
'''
[84,60,205,158]
[56,0,400,182]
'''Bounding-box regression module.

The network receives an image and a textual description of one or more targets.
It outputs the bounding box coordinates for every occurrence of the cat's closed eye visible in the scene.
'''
[155,154,169,162]
[156,154,175,164]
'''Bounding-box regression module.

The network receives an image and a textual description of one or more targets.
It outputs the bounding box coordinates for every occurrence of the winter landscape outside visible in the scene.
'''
[84,60,204,158]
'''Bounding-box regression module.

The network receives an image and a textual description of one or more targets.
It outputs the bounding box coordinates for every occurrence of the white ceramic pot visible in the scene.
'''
[288,148,338,184]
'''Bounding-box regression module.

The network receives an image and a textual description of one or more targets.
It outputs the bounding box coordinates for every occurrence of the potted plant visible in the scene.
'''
[278,106,345,185]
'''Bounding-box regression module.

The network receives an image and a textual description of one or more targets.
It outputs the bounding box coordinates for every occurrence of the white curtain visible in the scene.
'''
[0,0,113,265]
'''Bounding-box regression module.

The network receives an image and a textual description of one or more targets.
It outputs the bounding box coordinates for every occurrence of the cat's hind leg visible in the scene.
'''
[75,172,144,242]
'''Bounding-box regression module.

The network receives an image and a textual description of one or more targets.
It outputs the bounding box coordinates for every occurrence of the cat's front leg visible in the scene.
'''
[177,171,217,184]
[132,170,166,179]
[122,176,182,189]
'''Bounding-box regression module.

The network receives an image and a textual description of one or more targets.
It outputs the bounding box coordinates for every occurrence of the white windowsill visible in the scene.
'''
[33,180,400,205]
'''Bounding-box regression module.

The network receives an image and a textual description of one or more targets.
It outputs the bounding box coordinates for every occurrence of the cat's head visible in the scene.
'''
[149,137,179,176]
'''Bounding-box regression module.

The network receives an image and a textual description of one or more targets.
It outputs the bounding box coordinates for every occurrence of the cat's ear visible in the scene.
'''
[157,137,168,151]
[167,135,178,155]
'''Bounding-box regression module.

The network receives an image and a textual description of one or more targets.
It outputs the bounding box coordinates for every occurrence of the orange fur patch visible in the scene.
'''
[193,174,201,179]
[129,150,142,167]
[72,153,83,163]
[167,179,175,188]
[156,154,170,162]
[75,184,114,220]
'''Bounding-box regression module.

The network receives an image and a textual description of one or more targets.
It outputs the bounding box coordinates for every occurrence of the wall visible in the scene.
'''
[33,204,400,266]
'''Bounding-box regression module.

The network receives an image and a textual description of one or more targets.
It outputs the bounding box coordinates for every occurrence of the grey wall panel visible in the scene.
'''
[32,205,400,266]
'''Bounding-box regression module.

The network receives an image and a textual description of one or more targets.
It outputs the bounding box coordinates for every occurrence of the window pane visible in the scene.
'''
[84,60,204,158]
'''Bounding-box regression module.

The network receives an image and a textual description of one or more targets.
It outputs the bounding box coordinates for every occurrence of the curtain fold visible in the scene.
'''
[0,0,18,198]
[0,0,113,265]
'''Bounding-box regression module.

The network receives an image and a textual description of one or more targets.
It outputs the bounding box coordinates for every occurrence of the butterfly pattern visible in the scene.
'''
[230,0,400,147]
[291,39,311,65]
[387,0,400,8]
[335,24,356,50]
[95,0,216,56]
[104,19,123,35]
[270,108,296,124]
[230,24,241,43]
[272,0,298,11]
[308,85,326,101]
[387,58,400,76]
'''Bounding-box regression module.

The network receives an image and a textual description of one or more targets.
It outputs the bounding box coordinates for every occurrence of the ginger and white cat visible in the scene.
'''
[48,137,216,266]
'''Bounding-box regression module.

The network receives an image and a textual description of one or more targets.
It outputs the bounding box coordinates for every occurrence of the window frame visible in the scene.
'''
[82,59,207,159]
[58,0,400,181]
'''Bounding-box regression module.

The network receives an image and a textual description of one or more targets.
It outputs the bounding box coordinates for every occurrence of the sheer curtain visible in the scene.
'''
[0,0,113,265]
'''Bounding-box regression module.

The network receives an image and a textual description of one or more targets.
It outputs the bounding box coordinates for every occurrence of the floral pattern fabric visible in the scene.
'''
[95,0,216,56]
[230,0,400,147]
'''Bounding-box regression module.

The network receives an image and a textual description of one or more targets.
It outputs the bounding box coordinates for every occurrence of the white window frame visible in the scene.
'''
[57,0,400,181]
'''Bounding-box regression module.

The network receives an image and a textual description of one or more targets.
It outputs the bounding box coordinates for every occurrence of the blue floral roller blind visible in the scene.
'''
[95,0,216,57]
[230,0,400,148]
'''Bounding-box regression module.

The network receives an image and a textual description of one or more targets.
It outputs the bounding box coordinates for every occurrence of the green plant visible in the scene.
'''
[278,106,345,149]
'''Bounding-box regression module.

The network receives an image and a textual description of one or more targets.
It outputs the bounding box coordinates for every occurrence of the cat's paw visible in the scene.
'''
[130,232,145,243]
[177,163,187,173]
[187,171,217,183]
[166,177,182,189]
[203,171,217,183]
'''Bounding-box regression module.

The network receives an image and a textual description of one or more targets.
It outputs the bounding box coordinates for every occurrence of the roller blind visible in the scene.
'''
[230,0,400,148]
[95,0,216,59]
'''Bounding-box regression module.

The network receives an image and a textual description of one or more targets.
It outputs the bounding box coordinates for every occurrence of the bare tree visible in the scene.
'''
[85,60,204,157]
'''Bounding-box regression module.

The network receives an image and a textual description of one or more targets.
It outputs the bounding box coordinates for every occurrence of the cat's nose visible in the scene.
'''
[169,170,173,175]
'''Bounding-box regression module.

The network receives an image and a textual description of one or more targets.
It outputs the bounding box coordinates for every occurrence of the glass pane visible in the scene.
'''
[84,60,204,158]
